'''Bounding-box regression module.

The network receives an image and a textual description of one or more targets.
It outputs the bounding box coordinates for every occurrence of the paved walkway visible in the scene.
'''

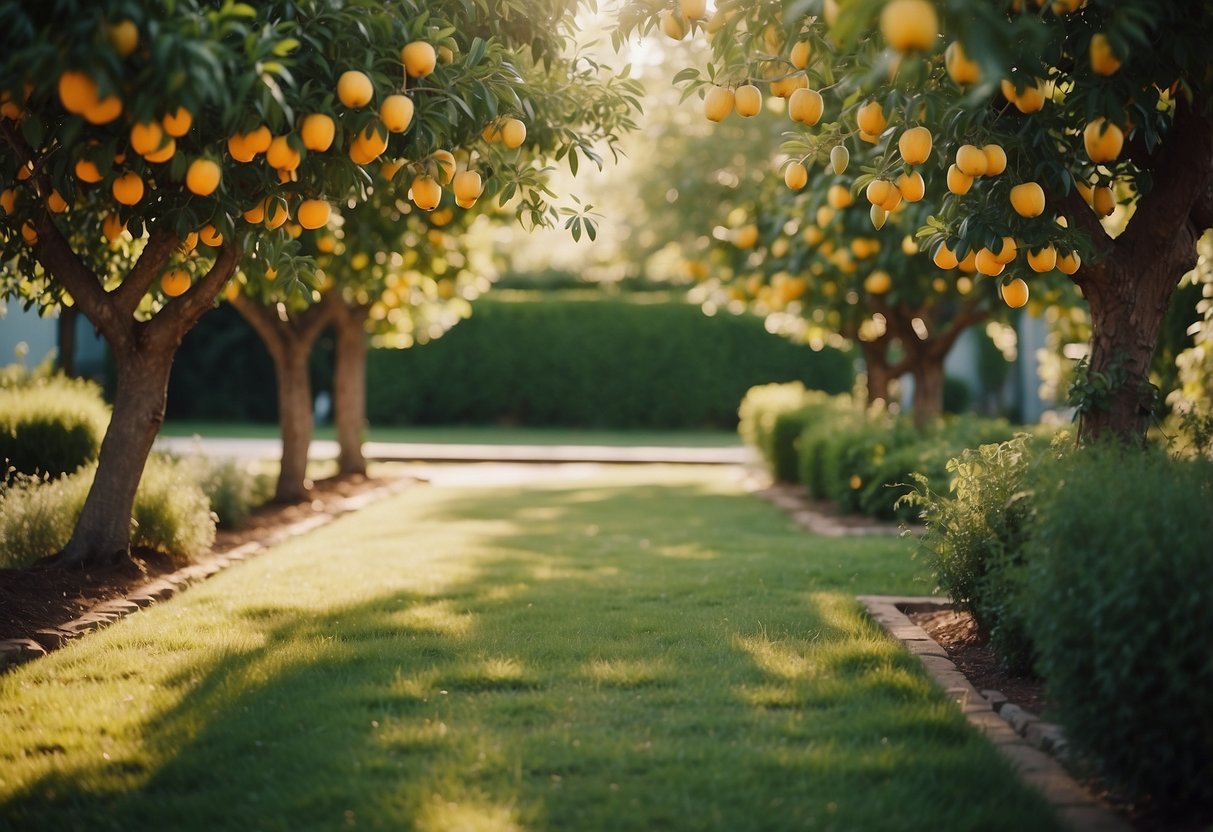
[154,436,753,466]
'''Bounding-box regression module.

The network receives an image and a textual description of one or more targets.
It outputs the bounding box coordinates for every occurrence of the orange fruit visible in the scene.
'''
[1056,250,1081,274]
[1089,33,1121,76]
[107,20,139,58]
[58,71,98,114]
[130,120,165,156]
[267,135,302,171]
[866,178,895,206]
[898,126,932,164]
[21,222,37,245]
[102,213,126,243]
[856,100,886,135]
[784,161,808,190]
[680,0,707,20]
[945,41,980,85]
[790,41,811,69]
[300,114,335,152]
[0,188,15,214]
[933,241,959,269]
[263,199,289,229]
[46,190,68,213]
[1010,181,1046,217]
[788,88,824,126]
[245,125,272,154]
[879,0,938,52]
[946,164,973,195]
[704,87,734,122]
[864,270,892,294]
[955,144,987,176]
[1083,117,1123,162]
[1001,78,1045,113]
[380,95,414,133]
[162,107,192,137]
[297,199,331,230]
[199,225,224,247]
[144,138,176,163]
[185,158,221,196]
[112,172,144,205]
[161,269,191,297]
[401,42,437,78]
[411,175,442,211]
[982,143,1007,175]
[735,224,759,249]
[994,236,1018,264]
[659,9,686,40]
[75,158,103,183]
[1000,277,1029,308]
[500,117,527,148]
[1027,245,1057,272]
[349,123,389,164]
[1092,185,1115,217]
[734,85,762,117]
[975,247,1005,276]
[957,249,978,272]
[827,183,854,208]
[337,70,374,108]
[453,170,483,204]
[242,201,265,224]
[83,95,122,124]
[381,158,406,181]
[896,170,926,201]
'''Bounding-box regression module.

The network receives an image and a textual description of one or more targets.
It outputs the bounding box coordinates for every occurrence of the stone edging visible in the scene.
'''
[0,477,416,674]
[751,481,904,537]
[858,594,1131,832]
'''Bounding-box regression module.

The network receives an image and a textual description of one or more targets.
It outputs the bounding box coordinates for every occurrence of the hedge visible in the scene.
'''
[0,370,109,480]
[365,296,853,429]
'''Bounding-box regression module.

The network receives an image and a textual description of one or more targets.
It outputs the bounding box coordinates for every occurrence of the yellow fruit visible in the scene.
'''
[957,250,978,272]
[955,144,987,176]
[856,100,886,135]
[784,161,808,190]
[898,126,932,165]
[242,201,265,224]
[975,247,1005,276]
[827,184,854,208]
[178,231,199,254]
[816,206,835,227]
[735,224,759,249]
[401,41,437,78]
[223,280,241,301]
[994,236,1018,264]
[349,123,389,165]
[864,270,892,294]
[1010,181,1046,217]
[0,100,22,120]
[896,170,926,201]
[199,225,224,247]
[337,70,374,108]
[881,188,902,212]
[500,117,527,149]
[790,41,811,69]
[301,114,336,152]
[380,95,414,133]
[102,213,126,243]
[112,172,144,205]
[879,0,938,52]
[297,199,331,230]
[1092,185,1115,217]
[933,242,959,269]
[145,138,176,164]
[1027,245,1057,272]
[107,20,139,58]
[866,178,895,206]
[946,164,973,195]
[161,269,190,297]
[1056,250,1081,274]
[788,88,824,126]
[1000,277,1029,308]
[75,158,103,183]
[245,125,272,154]
[680,0,707,20]
[945,41,980,85]
[264,199,289,229]
[0,188,14,214]
[1083,117,1124,162]
[830,145,849,174]
[162,107,192,137]
[704,86,734,122]
[453,170,482,204]
[130,121,165,157]
[734,84,762,117]
[431,149,456,184]
[870,204,889,230]
[58,71,98,114]
[184,158,221,197]
[659,9,687,40]
[315,235,337,253]
[982,143,1007,176]
[83,95,122,125]
[411,175,442,211]
[47,190,68,213]
[227,134,255,163]
[267,135,302,171]
[1089,33,1121,76]
[381,158,406,181]
[21,221,37,245]
[1001,78,1045,113]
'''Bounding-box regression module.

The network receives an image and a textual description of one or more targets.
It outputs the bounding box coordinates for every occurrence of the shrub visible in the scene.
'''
[0,455,215,568]
[1024,446,1213,813]
[0,373,109,479]
[182,456,274,528]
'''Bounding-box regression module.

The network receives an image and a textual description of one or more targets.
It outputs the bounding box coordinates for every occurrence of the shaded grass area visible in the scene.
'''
[160,421,744,448]
[0,466,1062,831]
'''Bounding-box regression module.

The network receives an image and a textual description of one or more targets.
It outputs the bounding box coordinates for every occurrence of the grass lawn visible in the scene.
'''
[0,465,1062,831]
[160,421,744,448]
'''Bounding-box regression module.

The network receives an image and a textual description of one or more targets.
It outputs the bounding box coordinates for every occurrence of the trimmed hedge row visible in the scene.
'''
[366,297,853,429]
[0,372,109,480]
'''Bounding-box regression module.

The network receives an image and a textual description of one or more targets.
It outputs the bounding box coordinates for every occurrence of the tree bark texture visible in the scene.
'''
[56,306,77,377]
[333,301,371,477]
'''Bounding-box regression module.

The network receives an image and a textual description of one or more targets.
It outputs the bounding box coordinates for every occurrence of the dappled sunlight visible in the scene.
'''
[394,600,476,637]
[580,657,673,689]
[655,542,719,561]
[414,793,528,832]
[731,632,815,681]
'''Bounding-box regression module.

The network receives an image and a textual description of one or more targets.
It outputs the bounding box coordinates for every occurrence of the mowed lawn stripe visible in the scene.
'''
[0,465,1063,831]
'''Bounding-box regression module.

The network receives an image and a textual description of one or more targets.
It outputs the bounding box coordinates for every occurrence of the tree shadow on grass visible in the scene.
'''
[1,474,1060,831]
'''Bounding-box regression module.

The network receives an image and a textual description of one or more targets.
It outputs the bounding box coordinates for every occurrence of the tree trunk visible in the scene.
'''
[274,349,315,503]
[859,338,894,406]
[333,303,371,476]
[56,306,77,377]
[910,355,946,430]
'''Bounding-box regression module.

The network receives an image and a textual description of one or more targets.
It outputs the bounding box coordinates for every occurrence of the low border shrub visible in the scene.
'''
[0,373,109,480]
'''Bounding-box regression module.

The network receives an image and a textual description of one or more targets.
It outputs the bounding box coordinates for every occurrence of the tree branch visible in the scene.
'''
[228,290,289,364]
[113,228,181,315]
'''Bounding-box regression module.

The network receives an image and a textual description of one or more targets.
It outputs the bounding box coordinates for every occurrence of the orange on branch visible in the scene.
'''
[856,100,886,135]
[784,161,808,190]
[1084,118,1123,162]
[898,126,932,164]
[162,107,192,137]
[185,158,221,196]
[879,0,938,53]
[301,114,336,151]
[946,164,972,195]
[111,172,144,205]
[58,71,97,114]
[161,269,191,297]
[1027,245,1057,272]
[266,135,302,171]
[337,70,374,108]
[1001,277,1029,308]
[945,41,980,85]
[401,42,437,78]
[380,95,414,133]
[704,86,734,122]
[788,88,823,125]
[896,170,925,201]
[1010,181,1046,216]
[297,199,331,230]
[410,175,442,210]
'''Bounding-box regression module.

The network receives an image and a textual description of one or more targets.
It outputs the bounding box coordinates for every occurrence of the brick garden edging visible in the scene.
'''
[751,482,904,537]
[0,477,416,674]
[858,595,1131,832]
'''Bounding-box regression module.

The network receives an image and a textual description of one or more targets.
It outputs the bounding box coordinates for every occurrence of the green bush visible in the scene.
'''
[0,455,216,568]
[737,384,858,483]
[1024,447,1213,813]
[181,456,274,528]
[0,373,109,479]
[366,297,853,430]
